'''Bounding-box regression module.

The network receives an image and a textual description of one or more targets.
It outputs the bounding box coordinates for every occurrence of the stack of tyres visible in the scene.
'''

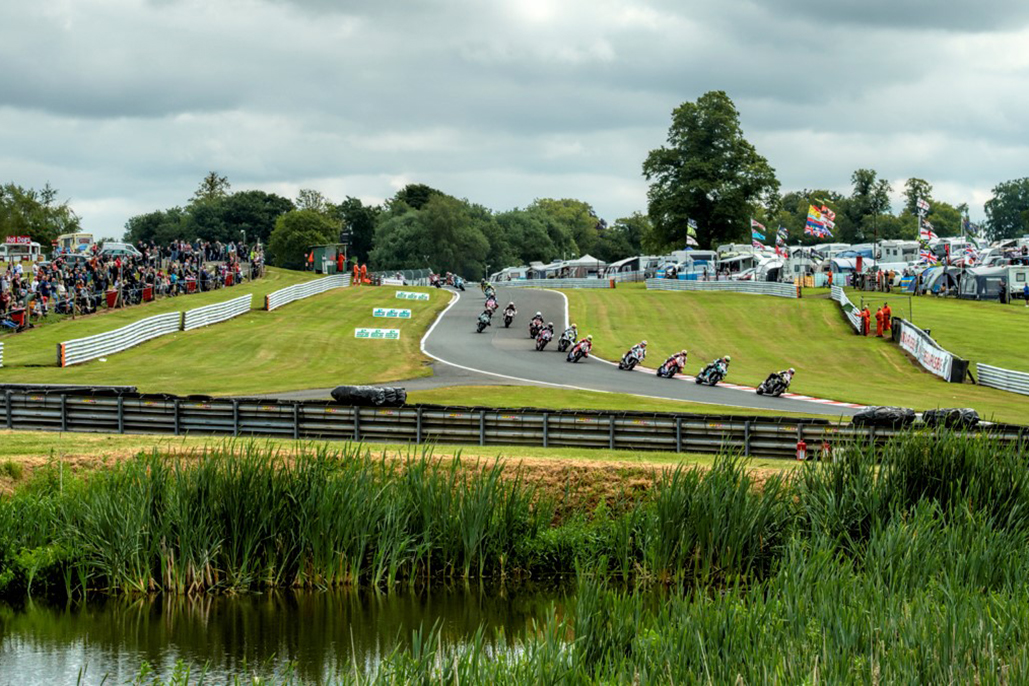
[331,386,408,407]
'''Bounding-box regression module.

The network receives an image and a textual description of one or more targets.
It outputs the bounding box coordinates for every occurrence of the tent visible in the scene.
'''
[959,266,1009,300]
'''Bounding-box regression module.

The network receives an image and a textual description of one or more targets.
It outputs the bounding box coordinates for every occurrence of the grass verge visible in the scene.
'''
[565,283,1029,424]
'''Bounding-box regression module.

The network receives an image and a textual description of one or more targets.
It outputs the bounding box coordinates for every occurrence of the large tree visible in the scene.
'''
[642,91,779,250]
[0,182,81,246]
[529,198,603,257]
[332,196,380,264]
[984,178,1029,241]
[843,169,892,243]
[268,209,337,269]
[192,171,231,203]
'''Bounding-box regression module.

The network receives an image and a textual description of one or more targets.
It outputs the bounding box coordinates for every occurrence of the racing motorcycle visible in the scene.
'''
[529,318,543,339]
[695,361,727,386]
[454,276,465,291]
[503,310,514,328]
[656,357,684,378]
[756,373,790,397]
[557,329,575,353]
[535,327,553,351]
[566,338,591,363]
[485,296,498,314]
[619,348,645,371]
[475,311,492,334]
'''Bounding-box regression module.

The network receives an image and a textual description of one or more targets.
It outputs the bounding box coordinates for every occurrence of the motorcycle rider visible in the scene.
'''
[714,355,731,376]
[530,311,544,328]
[504,302,517,318]
[485,294,498,312]
[628,340,648,362]
[569,334,593,359]
[766,367,795,387]
[562,322,578,342]
[477,310,492,328]
[663,349,688,371]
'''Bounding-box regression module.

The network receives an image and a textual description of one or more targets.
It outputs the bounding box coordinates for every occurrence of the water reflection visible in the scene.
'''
[0,583,571,684]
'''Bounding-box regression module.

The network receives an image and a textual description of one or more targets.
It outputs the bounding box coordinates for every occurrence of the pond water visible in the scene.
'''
[0,584,571,684]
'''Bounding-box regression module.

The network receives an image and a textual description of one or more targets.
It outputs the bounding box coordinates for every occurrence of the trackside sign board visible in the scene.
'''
[893,318,966,382]
[355,328,400,339]
[396,291,429,301]
[373,308,412,318]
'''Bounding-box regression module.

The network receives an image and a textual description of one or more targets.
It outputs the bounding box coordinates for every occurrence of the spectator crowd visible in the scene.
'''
[1,239,264,332]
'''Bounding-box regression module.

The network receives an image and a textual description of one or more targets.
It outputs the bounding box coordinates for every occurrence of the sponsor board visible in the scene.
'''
[396,291,430,301]
[896,319,954,381]
[373,307,412,318]
[355,328,400,340]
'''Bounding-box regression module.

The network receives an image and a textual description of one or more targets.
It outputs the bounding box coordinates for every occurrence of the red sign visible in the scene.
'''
[5,236,31,245]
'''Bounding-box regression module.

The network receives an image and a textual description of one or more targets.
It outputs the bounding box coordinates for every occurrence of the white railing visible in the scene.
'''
[265,274,351,311]
[59,312,183,367]
[183,294,253,331]
[498,278,614,289]
[0,341,3,368]
[977,363,1029,396]
[831,286,864,333]
[646,278,797,298]
[607,270,646,283]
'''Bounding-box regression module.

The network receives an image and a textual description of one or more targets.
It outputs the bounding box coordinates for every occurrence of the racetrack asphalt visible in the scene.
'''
[417,286,860,417]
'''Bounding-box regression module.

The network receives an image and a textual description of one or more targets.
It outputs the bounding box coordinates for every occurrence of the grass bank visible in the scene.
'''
[0,284,448,395]
[565,284,1029,424]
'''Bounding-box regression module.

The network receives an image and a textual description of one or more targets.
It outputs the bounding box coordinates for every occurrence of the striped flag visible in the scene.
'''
[916,198,931,213]
[752,239,766,250]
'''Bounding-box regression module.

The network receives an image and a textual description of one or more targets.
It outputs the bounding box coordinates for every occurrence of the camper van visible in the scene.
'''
[55,232,94,256]
[876,240,919,263]
[811,243,851,260]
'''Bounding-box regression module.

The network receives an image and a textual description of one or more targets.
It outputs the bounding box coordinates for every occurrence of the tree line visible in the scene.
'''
[4,91,1029,274]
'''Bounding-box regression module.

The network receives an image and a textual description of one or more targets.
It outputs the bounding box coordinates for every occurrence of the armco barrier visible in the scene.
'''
[830,286,863,333]
[265,274,351,311]
[183,294,253,331]
[498,278,615,289]
[646,279,797,298]
[977,363,1029,396]
[0,388,1024,459]
[58,313,183,367]
[891,318,969,383]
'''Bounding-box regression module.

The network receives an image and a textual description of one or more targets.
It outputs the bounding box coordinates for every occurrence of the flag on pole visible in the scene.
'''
[686,235,699,247]
[820,205,836,223]
[751,229,765,241]
[916,198,931,214]
[918,248,936,264]
[919,219,938,242]
[752,239,766,250]
[750,219,766,240]
[687,218,698,237]
[777,226,789,240]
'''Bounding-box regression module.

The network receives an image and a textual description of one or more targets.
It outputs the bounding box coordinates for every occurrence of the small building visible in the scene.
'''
[309,243,347,274]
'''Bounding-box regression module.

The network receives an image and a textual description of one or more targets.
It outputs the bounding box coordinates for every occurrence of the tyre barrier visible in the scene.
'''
[0,387,1024,460]
[330,386,408,407]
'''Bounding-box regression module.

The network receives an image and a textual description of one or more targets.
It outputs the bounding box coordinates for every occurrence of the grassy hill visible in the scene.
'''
[564,284,1029,425]
[0,279,448,396]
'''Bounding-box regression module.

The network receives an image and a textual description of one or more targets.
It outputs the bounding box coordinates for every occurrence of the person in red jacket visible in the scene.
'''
[882,302,892,332]
[875,306,885,337]
[861,306,871,336]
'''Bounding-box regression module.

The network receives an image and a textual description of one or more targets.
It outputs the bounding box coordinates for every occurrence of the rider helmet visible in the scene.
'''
[586,334,593,341]
[641,340,647,347]
[535,311,541,317]
[547,322,553,328]
[681,349,688,357]
[788,367,795,374]
[723,355,731,362]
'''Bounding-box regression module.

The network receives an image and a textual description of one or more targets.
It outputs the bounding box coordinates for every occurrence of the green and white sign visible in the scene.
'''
[373,307,412,318]
[355,328,400,340]
[396,291,429,301]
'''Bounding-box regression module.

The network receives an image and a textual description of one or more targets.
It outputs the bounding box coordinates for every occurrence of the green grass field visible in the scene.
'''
[0,282,449,396]
[564,283,1029,425]
[407,385,841,420]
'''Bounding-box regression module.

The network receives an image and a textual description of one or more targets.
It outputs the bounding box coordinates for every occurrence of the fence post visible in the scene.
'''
[293,403,300,440]
[60,395,68,432]
[542,412,549,448]
[4,390,11,429]
[675,416,682,453]
[609,415,615,450]
[117,396,124,434]
[416,407,423,443]
[354,406,361,442]
[173,399,180,436]
[232,399,240,437]
[743,420,751,457]
[479,410,486,446]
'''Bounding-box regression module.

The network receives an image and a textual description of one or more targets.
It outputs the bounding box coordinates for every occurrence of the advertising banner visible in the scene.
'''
[395,291,429,301]
[355,328,400,340]
[893,318,966,382]
[372,308,412,318]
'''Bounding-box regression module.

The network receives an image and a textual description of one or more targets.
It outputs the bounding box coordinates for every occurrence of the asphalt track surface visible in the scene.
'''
[420,286,860,417]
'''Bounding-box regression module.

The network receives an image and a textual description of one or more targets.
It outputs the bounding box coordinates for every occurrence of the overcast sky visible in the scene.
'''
[3,0,1028,237]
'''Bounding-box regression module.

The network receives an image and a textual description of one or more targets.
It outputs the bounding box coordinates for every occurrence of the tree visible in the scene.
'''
[192,172,231,203]
[844,169,892,243]
[219,190,294,244]
[296,188,330,214]
[391,183,443,211]
[268,210,336,269]
[332,197,380,264]
[496,209,559,264]
[529,198,603,257]
[984,178,1029,241]
[642,91,780,251]
[370,196,490,276]
[903,178,933,216]
[0,182,81,246]
[123,207,191,244]
[609,212,649,255]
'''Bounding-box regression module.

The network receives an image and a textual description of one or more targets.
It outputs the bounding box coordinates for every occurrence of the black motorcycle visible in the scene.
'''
[503,312,514,328]
[557,331,575,353]
[756,374,788,397]
[656,359,682,378]
[529,320,543,339]
[695,363,726,386]
[535,328,553,351]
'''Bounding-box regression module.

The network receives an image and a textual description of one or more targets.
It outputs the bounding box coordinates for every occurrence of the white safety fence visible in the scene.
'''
[830,286,864,333]
[0,341,4,368]
[977,363,1029,396]
[265,274,351,311]
[497,278,614,289]
[59,312,183,367]
[646,279,797,298]
[183,294,253,331]
[607,270,646,283]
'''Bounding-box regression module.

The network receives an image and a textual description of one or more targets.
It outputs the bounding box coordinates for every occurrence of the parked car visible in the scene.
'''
[98,242,142,258]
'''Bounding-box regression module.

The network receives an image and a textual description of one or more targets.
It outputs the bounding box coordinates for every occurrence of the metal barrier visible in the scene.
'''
[0,341,3,368]
[0,388,1024,459]
[265,274,351,311]
[977,363,1029,396]
[831,286,863,333]
[646,279,797,298]
[607,270,646,283]
[499,279,615,289]
[183,294,253,331]
[891,318,969,383]
[58,313,183,367]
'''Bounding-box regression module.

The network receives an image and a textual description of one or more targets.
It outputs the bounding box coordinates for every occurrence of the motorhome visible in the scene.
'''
[811,243,851,260]
[876,240,919,263]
